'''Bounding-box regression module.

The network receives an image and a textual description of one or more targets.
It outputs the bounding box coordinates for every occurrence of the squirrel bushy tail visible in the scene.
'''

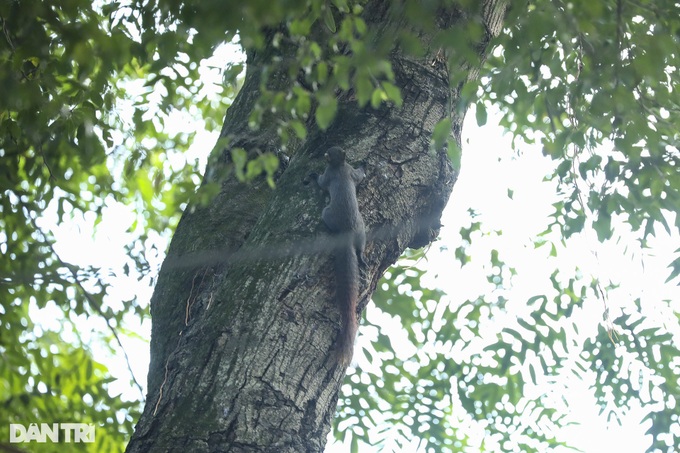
[334,237,359,365]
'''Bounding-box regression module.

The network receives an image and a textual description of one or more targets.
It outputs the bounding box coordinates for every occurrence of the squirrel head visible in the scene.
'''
[325,146,346,167]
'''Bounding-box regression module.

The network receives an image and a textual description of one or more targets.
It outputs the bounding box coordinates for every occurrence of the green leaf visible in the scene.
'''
[261,153,280,177]
[665,253,680,284]
[231,148,248,180]
[323,4,336,33]
[593,212,612,242]
[290,119,307,139]
[431,118,452,151]
[355,73,373,107]
[316,61,329,84]
[382,82,403,107]
[371,88,382,109]
[475,103,487,126]
[446,138,461,172]
[315,96,337,130]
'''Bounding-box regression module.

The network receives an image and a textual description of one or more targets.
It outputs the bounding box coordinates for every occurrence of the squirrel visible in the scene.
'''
[315,146,366,366]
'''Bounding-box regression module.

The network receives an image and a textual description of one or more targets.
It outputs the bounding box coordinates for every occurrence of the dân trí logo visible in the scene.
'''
[9,423,95,443]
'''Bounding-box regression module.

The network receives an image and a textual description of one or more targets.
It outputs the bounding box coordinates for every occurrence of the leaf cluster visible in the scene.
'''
[1,0,679,451]
[0,0,231,447]
[482,0,680,266]
[340,241,678,451]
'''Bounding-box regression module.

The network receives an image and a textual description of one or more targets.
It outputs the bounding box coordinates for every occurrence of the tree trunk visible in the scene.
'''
[126,1,507,451]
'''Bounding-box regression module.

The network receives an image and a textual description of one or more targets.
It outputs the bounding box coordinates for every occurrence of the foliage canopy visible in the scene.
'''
[1,0,678,451]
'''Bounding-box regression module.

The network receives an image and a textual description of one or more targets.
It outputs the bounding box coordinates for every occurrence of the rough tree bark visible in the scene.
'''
[127,1,507,451]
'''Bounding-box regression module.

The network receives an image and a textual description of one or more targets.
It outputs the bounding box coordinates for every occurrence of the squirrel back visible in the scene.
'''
[316,147,366,365]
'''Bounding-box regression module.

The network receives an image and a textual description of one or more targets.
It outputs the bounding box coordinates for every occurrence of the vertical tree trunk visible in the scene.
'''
[127,1,507,451]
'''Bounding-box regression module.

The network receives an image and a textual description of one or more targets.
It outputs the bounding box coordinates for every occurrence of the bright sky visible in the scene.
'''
[32,44,679,452]
[325,109,675,452]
